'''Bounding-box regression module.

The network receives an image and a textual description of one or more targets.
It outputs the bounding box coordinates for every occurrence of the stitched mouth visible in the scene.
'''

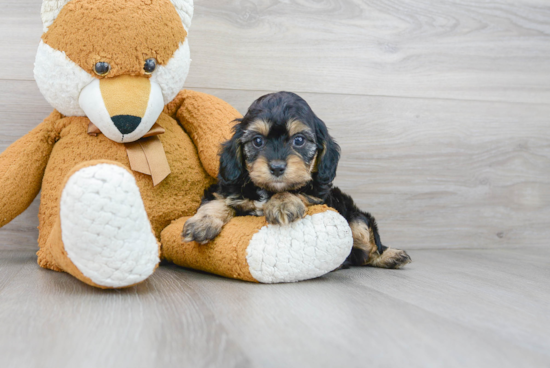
[112,115,141,134]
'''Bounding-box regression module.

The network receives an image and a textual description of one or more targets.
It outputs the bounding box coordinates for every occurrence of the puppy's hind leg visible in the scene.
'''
[326,187,411,269]
[346,213,411,269]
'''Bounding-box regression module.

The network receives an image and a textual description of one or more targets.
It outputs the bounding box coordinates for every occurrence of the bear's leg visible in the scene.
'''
[161,206,353,283]
[41,161,160,288]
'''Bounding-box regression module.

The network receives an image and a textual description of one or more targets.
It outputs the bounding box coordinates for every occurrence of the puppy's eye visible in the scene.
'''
[144,58,157,74]
[94,62,111,76]
[252,136,265,148]
[293,135,305,147]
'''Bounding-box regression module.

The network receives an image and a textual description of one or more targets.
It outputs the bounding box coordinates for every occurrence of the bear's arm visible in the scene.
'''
[0,111,60,228]
[165,90,241,178]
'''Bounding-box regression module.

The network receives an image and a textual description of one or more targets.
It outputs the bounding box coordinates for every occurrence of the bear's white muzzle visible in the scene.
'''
[79,76,164,143]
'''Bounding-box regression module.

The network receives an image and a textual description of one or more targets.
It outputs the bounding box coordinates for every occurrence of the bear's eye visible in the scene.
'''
[293,135,305,147]
[252,136,265,148]
[144,58,157,74]
[94,62,111,76]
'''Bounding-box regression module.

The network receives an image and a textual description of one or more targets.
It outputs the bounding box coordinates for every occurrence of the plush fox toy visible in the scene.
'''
[0,0,353,288]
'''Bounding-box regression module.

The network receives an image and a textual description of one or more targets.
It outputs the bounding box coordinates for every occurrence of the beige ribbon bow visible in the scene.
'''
[88,122,171,186]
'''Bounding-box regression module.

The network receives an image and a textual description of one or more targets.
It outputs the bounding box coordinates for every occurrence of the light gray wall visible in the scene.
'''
[1,0,549,249]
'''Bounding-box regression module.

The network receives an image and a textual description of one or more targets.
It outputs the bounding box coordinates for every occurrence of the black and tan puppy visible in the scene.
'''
[182,92,411,269]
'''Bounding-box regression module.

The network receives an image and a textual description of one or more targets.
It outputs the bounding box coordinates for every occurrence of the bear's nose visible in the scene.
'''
[112,115,141,134]
[269,160,287,177]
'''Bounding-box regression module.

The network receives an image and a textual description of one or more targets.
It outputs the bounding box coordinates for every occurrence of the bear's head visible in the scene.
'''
[34,0,193,143]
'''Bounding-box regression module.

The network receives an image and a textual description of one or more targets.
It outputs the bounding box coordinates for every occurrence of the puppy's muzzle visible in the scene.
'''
[269,160,287,177]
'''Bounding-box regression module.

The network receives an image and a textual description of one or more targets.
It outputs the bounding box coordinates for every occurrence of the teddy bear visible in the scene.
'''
[0,0,353,289]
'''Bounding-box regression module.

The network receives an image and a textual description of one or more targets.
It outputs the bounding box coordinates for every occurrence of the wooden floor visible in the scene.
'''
[1,0,550,367]
[1,245,549,368]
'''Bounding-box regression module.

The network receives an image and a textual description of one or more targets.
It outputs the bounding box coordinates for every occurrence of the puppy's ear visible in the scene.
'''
[218,122,245,185]
[313,116,340,186]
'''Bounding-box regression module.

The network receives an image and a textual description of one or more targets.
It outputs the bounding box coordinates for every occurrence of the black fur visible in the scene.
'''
[206,91,400,266]
[218,125,245,186]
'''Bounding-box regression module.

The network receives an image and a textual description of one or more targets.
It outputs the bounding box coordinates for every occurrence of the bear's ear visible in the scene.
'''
[170,0,194,32]
[41,0,71,33]
[41,0,194,33]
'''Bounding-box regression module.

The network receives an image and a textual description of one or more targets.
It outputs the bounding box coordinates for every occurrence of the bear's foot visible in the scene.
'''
[58,163,160,288]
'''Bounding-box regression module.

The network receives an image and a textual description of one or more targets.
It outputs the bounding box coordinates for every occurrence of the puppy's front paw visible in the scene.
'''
[264,193,307,225]
[182,215,224,244]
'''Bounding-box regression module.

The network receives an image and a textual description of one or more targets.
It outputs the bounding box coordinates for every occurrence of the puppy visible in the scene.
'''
[182,92,411,269]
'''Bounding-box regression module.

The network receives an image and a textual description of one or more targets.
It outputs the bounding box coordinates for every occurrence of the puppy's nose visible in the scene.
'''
[269,160,287,177]
[112,115,141,134]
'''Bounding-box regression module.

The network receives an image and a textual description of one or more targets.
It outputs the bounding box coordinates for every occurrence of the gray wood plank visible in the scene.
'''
[178,248,550,368]
[192,88,550,250]
[0,0,43,81]
[2,0,550,103]
[0,254,252,368]
[1,1,549,368]
[190,0,550,103]
[340,248,550,356]
[2,80,550,250]
[1,244,549,368]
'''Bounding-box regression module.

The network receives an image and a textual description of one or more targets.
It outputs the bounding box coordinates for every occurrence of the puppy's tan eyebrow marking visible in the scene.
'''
[247,120,271,136]
[287,120,311,137]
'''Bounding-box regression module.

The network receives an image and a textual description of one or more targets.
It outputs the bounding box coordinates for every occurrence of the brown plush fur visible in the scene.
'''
[162,205,334,282]
[0,88,265,283]
[42,0,187,78]
[44,160,162,288]
[0,111,60,229]
[166,91,241,178]
[163,215,259,282]
[0,1,343,287]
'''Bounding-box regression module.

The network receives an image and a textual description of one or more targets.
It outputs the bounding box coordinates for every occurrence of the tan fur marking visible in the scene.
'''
[312,143,328,173]
[249,156,273,187]
[249,154,312,192]
[226,197,261,213]
[214,193,265,216]
[196,199,235,222]
[284,154,312,186]
[287,120,311,137]
[350,220,379,263]
[309,152,318,173]
[100,75,151,118]
[264,192,306,225]
[350,220,411,268]
[42,0,187,78]
[247,120,270,136]
[369,248,412,269]
[182,199,235,244]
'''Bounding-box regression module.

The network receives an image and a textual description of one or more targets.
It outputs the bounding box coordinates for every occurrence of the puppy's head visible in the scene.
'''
[219,91,340,192]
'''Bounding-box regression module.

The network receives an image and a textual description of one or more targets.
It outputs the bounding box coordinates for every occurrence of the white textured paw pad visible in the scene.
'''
[246,210,353,283]
[60,164,160,287]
